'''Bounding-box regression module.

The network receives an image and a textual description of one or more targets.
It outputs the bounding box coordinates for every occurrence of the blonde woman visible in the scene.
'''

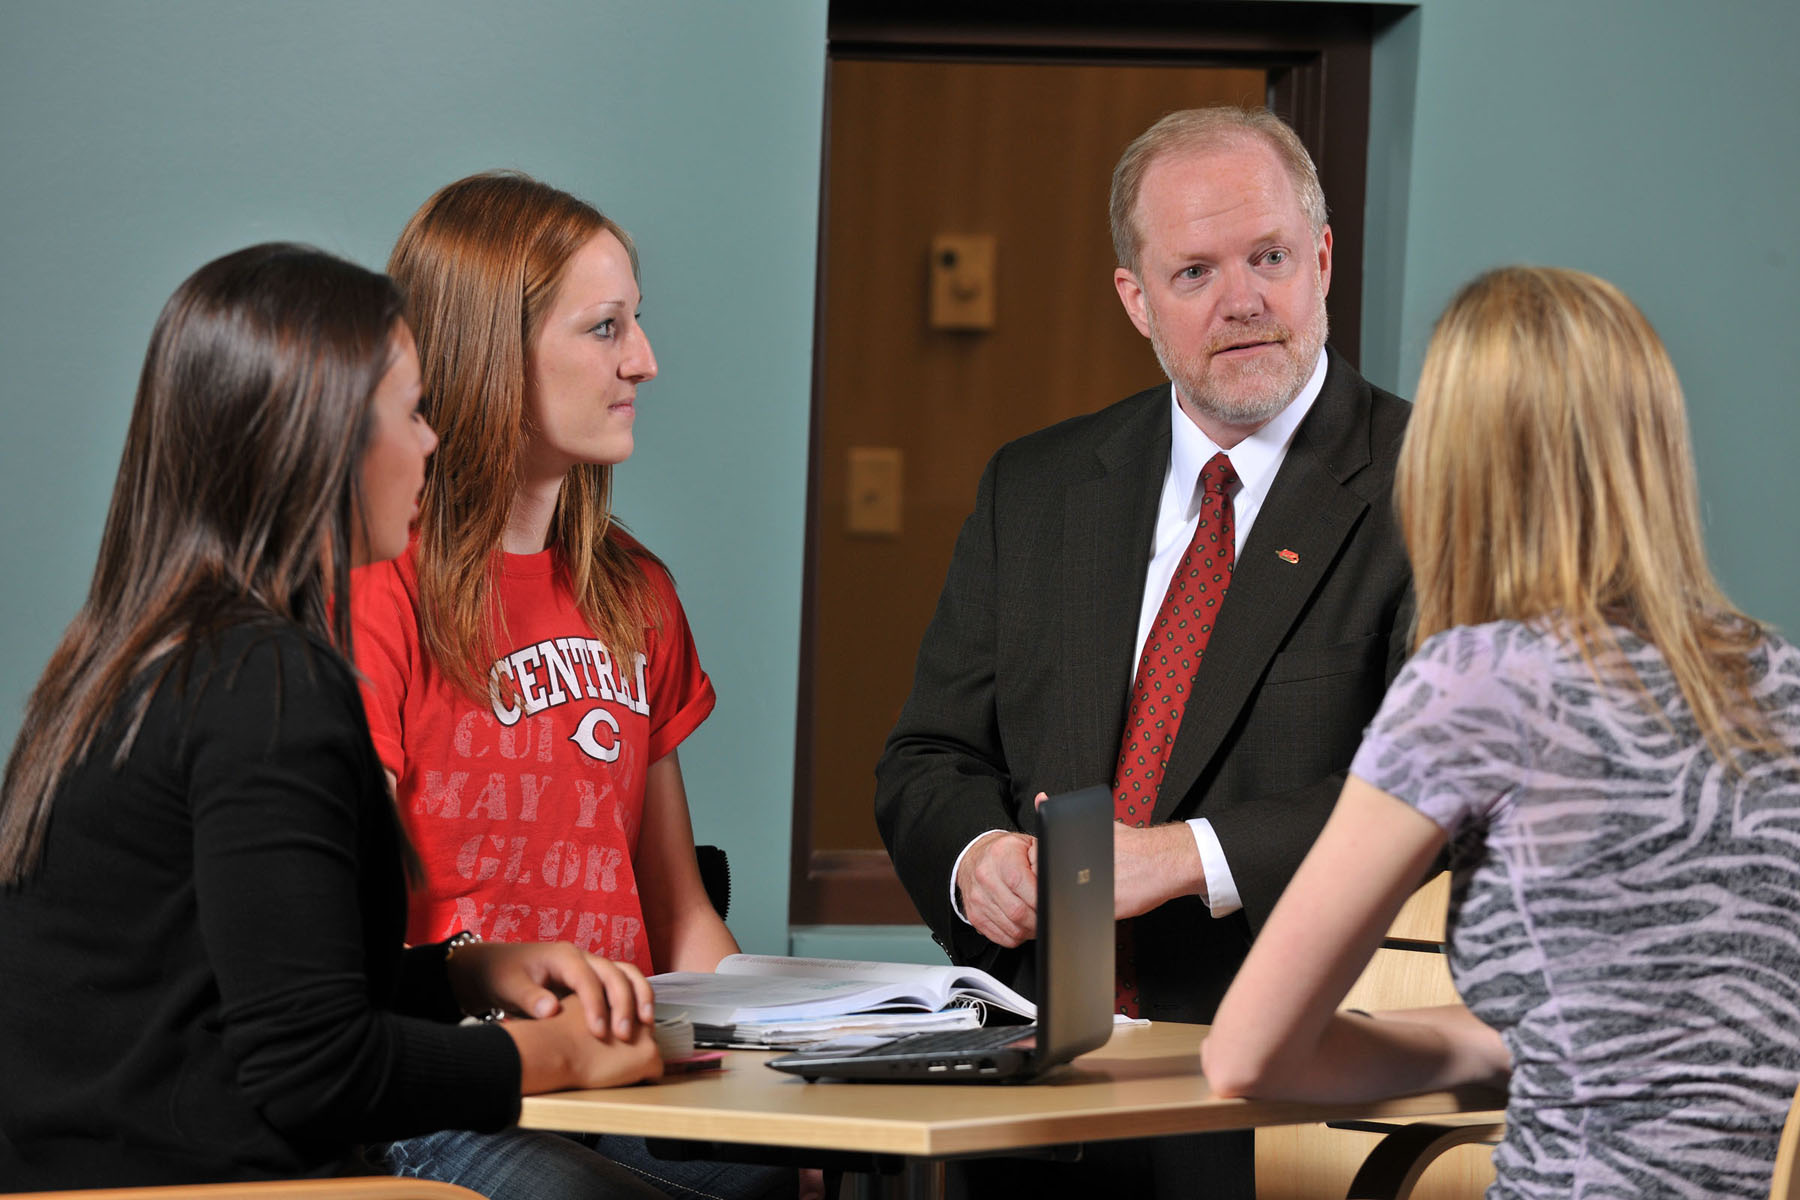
[353,174,793,1199]
[1206,266,1800,1197]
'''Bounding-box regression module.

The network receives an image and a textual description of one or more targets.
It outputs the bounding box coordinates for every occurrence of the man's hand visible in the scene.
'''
[1113,820,1208,919]
[955,830,1038,947]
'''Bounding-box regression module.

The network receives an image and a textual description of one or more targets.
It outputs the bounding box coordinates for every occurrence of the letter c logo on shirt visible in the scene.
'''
[570,706,622,763]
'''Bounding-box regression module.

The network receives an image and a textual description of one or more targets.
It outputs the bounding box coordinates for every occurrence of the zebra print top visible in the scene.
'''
[1351,619,1800,1199]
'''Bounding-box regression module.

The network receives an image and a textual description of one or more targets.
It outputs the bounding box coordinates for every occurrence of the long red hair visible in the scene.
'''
[388,172,662,705]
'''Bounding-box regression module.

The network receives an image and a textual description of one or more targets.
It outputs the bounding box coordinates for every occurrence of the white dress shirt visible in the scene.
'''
[1140,349,1326,916]
[951,349,1329,924]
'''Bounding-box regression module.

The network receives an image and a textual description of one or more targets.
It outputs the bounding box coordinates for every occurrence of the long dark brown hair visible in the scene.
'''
[0,243,404,885]
[388,171,661,707]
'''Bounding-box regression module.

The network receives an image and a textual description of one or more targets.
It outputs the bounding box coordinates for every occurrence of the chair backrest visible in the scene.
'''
[1341,870,1458,1012]
[1773,1078,1800,1200]
[696,843,730,919]
[1257,871,1495,1200]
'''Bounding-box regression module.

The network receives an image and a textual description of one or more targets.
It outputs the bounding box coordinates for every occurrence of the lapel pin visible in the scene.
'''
[1277,548,1300,564]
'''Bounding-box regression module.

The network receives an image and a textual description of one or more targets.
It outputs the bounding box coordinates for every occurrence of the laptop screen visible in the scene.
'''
[1034,785,1116,1066]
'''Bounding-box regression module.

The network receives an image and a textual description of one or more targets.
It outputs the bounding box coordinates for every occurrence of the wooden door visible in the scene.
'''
[799,59,1266,920]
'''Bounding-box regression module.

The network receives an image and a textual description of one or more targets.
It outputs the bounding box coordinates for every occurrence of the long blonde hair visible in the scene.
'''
[1396,265,1772,761]
[388,172,661,704]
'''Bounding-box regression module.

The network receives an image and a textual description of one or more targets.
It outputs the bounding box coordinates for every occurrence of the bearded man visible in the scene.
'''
[875,106,1415,1199]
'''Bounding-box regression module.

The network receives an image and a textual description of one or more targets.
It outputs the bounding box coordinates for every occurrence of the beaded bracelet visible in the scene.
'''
[443,930,505,1022]
[444,929,482,959]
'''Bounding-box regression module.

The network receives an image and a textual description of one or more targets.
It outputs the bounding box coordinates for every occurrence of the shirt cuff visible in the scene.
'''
[949,830,1010,925]
[1188,817,1241,917]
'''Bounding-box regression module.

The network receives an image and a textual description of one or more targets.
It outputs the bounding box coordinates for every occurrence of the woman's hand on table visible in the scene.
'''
[504,1003,665,1093]
[446,939,655,1037]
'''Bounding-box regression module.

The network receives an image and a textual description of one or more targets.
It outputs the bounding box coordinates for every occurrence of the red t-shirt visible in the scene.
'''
[350,540,715,971]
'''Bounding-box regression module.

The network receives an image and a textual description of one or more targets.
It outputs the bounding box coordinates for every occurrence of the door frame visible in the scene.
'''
[791,1,1404,927]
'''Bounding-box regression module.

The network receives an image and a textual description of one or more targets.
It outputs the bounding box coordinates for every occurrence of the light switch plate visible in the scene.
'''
[846,446,904,536]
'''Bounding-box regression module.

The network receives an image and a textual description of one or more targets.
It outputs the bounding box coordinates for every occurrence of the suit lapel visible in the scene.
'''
[1152,354,1377,822]
[1063,390,1168,781]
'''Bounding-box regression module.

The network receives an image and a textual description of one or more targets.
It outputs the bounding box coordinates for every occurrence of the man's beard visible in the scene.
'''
[1150,287,1329,431]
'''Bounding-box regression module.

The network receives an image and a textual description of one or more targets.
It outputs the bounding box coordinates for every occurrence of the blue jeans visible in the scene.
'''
[368,1128,796,1200]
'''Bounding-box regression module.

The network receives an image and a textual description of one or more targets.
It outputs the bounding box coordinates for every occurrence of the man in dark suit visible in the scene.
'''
[875,106,1413,1198]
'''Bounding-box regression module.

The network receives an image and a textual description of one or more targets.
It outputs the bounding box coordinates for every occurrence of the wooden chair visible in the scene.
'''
[1255,872,1504,1200]
[7,1180,486,1200]
[696,843,731,919]
[1772,1078,1800,1200]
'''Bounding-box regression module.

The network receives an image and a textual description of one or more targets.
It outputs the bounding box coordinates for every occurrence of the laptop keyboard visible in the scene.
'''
[846,1024,1036,1057]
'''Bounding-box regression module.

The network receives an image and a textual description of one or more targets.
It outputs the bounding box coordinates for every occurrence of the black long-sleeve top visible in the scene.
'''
[0,620,520,1190]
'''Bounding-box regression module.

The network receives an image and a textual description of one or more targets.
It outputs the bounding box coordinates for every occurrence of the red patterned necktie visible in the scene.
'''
[1112,451,1237,1017]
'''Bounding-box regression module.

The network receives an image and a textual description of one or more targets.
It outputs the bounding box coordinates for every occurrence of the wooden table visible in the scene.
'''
[521,1023,1505,1198]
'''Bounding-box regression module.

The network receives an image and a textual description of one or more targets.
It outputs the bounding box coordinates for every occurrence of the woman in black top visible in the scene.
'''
[0,244,662,1190]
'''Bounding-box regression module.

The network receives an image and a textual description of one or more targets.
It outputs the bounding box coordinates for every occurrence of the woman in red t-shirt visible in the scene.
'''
[353,174,792,1200]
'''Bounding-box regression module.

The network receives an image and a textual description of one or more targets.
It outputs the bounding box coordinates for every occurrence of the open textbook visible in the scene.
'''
[649,954,1036,1046]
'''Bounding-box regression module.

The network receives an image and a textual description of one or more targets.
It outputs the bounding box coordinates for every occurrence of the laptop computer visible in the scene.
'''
[767,785,1114,1082]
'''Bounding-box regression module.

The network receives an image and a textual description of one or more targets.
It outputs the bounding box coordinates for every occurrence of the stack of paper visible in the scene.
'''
[650,954,1035,1050]
[696,1007,982,1049]
[651,1014,696,1060]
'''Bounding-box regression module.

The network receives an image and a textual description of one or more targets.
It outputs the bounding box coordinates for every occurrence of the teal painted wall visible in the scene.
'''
[0,0,827,956]
[1359,0,1800,637]
[3,1,1796,965]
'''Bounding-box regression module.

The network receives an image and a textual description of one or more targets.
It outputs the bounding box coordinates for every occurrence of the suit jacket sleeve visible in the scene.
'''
[875,454,1020,966]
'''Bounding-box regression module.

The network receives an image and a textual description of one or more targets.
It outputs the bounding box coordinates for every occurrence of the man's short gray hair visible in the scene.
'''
[1109,106,1329,276]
